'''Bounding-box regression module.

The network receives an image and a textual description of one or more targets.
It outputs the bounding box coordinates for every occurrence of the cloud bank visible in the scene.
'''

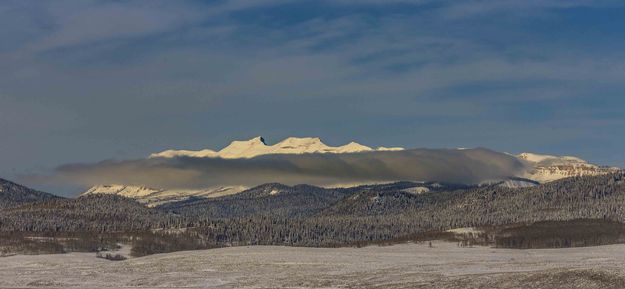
[31,148,527,191]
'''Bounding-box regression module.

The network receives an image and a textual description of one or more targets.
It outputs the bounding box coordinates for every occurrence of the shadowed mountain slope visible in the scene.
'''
[0,178,62,209]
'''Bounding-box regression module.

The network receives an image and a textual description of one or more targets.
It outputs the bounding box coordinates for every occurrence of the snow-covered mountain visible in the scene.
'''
[82,184,246,207]
[516,152,620,183]
[150,136,404,159]
[150,136,619,183]
[80,137,623,204]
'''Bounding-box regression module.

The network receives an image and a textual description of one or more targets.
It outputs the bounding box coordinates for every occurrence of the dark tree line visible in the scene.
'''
[494,219,625,249]
[0,195,182,232]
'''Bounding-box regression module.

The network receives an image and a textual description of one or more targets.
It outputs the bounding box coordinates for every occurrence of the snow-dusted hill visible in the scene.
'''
[496,178,540,188]
[150,136,404,159]
[83,185,160,198]
[516,152,620,183]
[1,178,61,209]
[82,184,246,207]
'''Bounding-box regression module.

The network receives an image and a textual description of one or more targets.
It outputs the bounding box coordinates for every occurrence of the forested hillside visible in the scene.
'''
[1,173,624,255]
[0,195,178,232]
[159,183,350,219]
[159,181,465,219]
[0,178,61,209]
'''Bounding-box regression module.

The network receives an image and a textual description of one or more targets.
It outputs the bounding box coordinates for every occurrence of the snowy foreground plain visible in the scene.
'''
[3,241,625,289]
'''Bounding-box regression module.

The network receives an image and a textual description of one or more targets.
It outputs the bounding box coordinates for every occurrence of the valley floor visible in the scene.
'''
[2,242,625,289]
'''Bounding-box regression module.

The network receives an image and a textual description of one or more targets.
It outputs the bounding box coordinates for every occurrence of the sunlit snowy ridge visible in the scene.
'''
[149,136,404,159]
[149,136,620,183]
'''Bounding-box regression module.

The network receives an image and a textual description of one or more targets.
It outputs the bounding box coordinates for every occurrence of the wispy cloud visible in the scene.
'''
[438,0,623,19]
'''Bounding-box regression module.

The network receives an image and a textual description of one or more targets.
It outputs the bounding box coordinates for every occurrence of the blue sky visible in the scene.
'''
[1,0,625,187]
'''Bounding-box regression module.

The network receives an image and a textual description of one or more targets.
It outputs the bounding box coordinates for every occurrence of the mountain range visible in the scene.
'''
[150,136,404,159]
[81,136,620,205]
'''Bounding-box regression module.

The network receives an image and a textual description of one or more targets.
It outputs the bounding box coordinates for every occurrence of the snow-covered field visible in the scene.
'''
[2,242,625,288]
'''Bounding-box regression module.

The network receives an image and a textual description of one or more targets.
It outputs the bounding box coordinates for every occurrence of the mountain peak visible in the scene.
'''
[516,152,619,183]
[218,136,270,158]
[337,141,372,153]
[274,137,330,153]
[253,136,267,145]
[227,136,267,146]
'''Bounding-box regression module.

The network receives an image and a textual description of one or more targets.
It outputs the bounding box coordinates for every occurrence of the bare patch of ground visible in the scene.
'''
[2,242,625,288]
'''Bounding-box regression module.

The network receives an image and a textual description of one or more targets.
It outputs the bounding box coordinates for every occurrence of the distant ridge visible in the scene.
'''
[82,184,246,207]
[150,136,619,183]
[150,136,404,159]
[516,152,621,183]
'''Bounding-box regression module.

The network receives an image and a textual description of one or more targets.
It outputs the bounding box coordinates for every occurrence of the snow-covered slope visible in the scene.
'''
[150,136,404,159]
[517,152,620,183]
[497,179,540,188]
[82,185,246,207]
[517,153,588,166]
[376,146,405,151]
[150,149,218,158]
[83,185,160,198]
[478,177,539,188]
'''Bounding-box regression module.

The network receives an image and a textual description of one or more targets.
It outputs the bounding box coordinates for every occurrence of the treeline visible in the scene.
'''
[494,219,625,249]
[0,195,182,232]
[0,231,126,256]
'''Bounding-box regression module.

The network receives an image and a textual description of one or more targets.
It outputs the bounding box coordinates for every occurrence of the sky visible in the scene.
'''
[1,0,625,193]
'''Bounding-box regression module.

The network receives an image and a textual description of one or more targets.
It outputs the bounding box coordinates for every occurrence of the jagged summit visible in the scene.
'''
[150,136,403,159]
[218,136,271,158]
